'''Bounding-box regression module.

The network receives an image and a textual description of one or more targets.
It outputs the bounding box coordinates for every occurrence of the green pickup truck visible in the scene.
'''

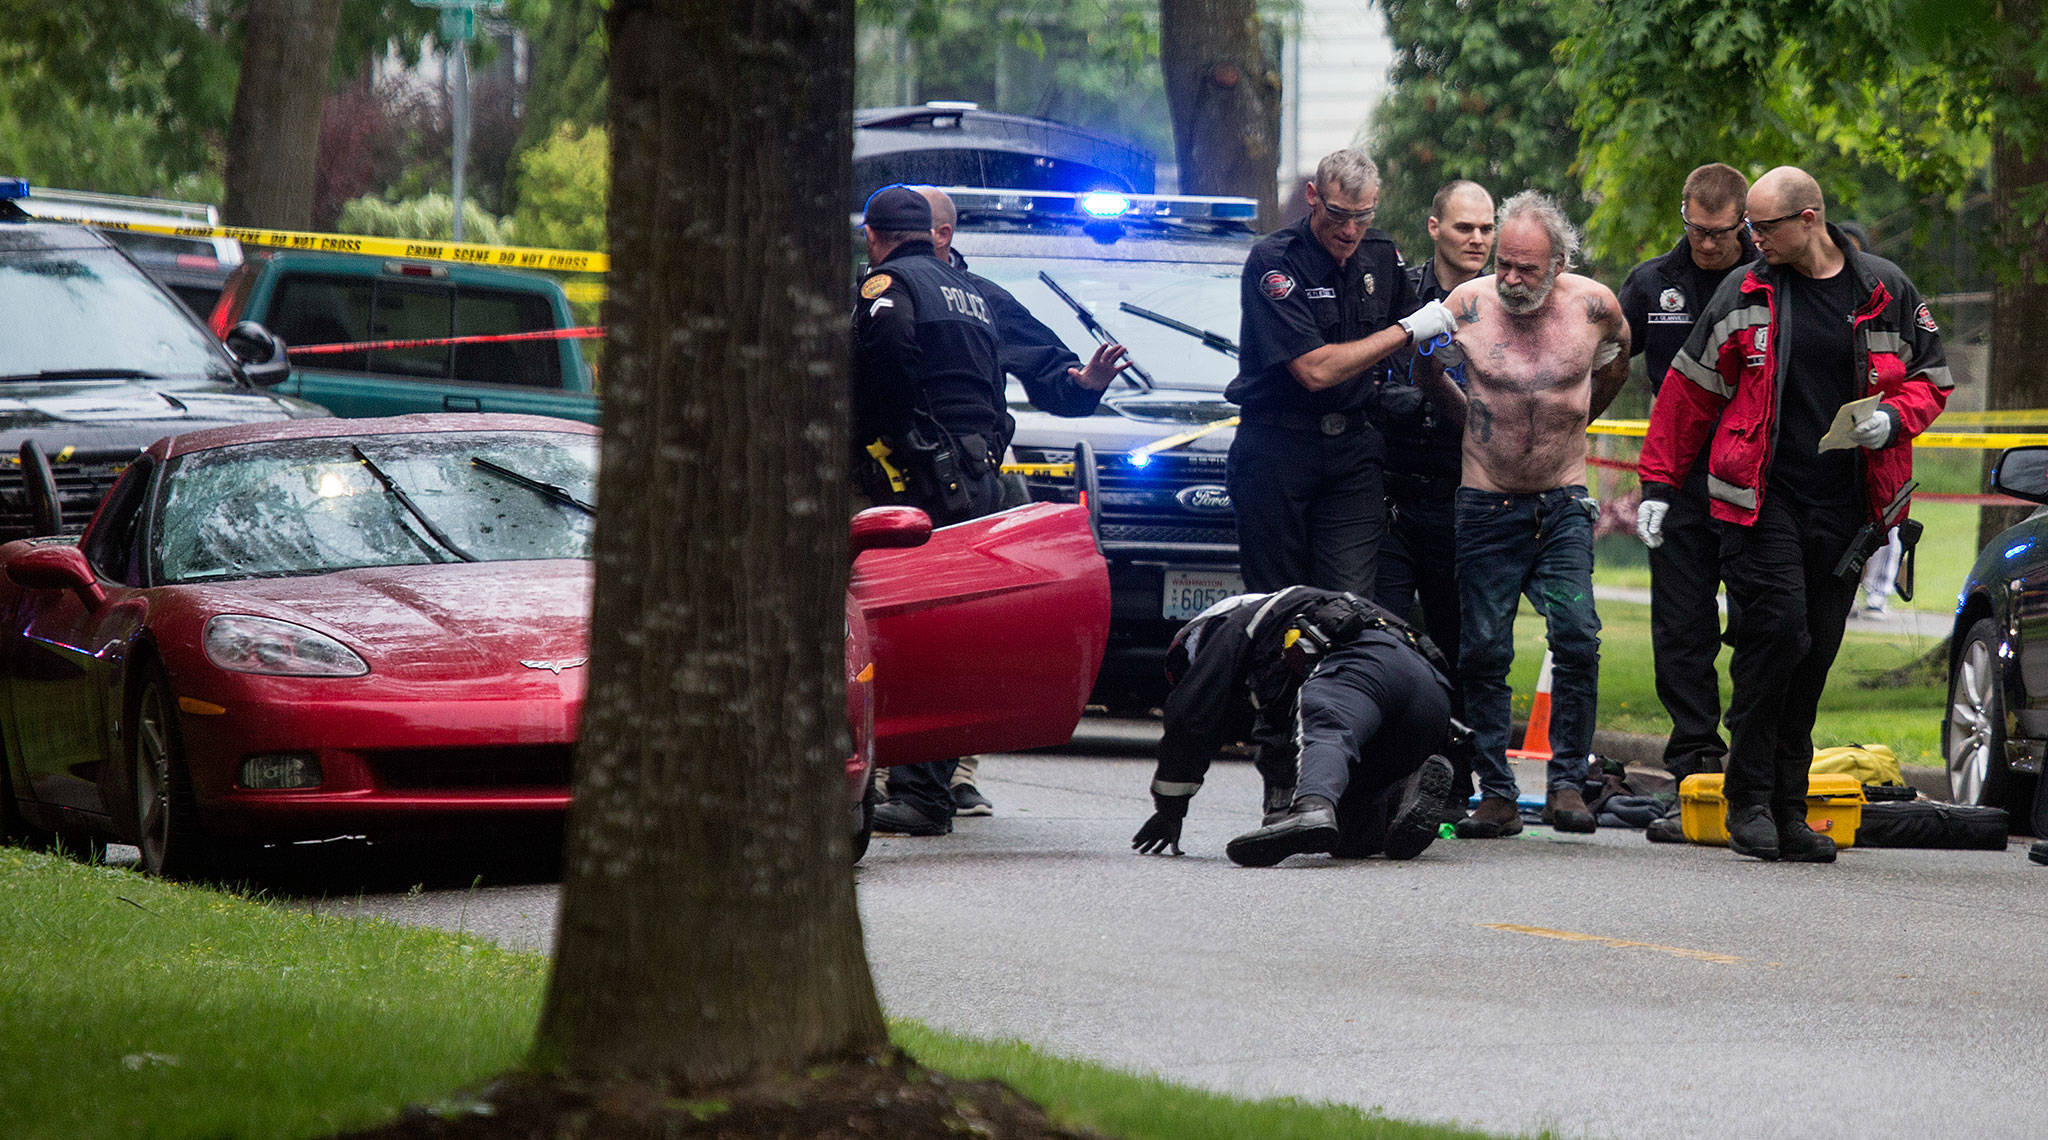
[209,250,598,423]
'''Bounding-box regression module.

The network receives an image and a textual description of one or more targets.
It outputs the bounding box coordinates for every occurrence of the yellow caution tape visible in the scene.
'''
[1936,409,2048,426]
[32,213,610,274]
[561,280,607,305]
[1129,415,1239,460]
[1591,419,2045,449]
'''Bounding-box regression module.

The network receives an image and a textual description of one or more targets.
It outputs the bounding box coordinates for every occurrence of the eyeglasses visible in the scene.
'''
[1680,207,1742,240]
[1744,208,1811,236]
[1319,200,1378,227]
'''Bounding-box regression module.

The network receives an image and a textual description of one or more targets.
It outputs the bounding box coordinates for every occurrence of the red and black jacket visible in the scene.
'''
[1638,223,1951,527]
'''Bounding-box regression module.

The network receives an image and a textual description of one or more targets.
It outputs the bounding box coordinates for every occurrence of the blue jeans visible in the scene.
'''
[1455,485,1601,800]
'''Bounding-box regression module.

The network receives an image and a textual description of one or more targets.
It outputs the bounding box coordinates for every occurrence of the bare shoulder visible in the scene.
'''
[1557,273,1621,325]
[1446,278,1495,325]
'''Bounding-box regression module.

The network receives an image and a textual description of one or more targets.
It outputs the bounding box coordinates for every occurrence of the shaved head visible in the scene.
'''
[1749,166,1824,220]
[915,186,957,229]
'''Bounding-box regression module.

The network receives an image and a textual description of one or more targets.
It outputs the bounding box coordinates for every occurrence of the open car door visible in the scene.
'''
[853,497,1108,767]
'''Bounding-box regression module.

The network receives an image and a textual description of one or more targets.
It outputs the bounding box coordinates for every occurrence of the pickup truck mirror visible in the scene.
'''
[224,320,291,387]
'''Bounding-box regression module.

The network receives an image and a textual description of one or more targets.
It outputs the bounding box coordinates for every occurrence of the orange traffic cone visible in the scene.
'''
[1506,650,1554,761]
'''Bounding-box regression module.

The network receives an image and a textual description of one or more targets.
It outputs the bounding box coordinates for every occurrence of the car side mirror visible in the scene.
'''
[1993,446,2048,506]
[850,506,932,556]
[6,545,106,609]
[224,320,291,387]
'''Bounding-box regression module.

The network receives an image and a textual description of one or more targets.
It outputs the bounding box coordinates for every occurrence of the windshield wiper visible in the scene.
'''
[472,456,596,516]
[1036,271,1155,391]
[1118,302,1239,358]
[0,368,168,382]
[350,444,478,563]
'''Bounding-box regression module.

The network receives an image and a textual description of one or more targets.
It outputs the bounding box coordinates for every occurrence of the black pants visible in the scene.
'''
[1718,495,1861,820]
[1292,633,1452,854]
[1376,476,1472,799]
[1227,419,1386,598]
[1648,468,1728,776]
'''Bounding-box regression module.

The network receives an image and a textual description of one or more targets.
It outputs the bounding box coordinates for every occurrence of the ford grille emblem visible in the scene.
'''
[1175,484,1233,514]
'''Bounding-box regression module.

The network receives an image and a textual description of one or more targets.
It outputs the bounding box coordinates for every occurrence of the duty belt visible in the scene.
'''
[1241,408,1373,437]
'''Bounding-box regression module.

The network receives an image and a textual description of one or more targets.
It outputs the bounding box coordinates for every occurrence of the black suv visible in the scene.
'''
[946,188,1255,713]
[0,179,322,540]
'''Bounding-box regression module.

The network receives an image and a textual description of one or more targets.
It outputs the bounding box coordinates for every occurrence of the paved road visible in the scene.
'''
[305,719,2048,1140]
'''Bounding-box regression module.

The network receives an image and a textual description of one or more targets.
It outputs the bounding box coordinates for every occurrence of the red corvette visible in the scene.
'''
[0,414,1109,875]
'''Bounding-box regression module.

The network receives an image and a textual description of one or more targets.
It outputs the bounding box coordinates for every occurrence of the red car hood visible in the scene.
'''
[207,560,592,680]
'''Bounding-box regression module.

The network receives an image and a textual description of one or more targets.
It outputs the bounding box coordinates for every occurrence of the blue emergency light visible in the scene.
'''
[1079,191,1132,218]
[0,178,30,201]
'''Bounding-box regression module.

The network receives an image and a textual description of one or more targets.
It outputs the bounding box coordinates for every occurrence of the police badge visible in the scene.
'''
[1364,273,1377,295]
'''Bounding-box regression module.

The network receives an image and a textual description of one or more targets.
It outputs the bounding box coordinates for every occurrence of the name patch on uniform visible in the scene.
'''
[1647,313,1691,324]
[938,284,992,323]
[1658,287,1684,312]
[1916,302,1939,333]
[1303,286,1336,300]
[859,274,893,300]
[1261,270,1296,300]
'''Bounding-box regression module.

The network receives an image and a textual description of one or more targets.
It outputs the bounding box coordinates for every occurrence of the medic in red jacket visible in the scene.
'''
[1638,222,1951,525]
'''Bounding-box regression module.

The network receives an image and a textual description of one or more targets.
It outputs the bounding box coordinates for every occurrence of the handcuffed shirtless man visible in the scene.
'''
[1414,190,1630,837]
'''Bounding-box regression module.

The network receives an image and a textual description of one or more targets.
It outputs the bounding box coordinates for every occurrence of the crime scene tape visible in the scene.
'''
[288,327,606,356]
[29,212,610,274]
[1589,419,2048,449]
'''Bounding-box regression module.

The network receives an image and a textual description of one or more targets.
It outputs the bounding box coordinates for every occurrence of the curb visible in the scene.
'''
[1570,725,1951,802]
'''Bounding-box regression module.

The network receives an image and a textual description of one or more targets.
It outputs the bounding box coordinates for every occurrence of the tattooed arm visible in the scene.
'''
[1584,285,1631,421]
[1413,290,1479,432]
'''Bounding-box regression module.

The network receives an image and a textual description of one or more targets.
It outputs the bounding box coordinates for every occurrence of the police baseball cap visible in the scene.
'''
[863,184,932,231]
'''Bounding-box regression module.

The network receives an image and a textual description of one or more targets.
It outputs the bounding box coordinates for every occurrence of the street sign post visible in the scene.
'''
[410,0,501,241]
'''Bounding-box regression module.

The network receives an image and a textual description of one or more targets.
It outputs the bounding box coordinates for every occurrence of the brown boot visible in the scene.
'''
[1543,786,1597,833]
[1453,795,1523,838]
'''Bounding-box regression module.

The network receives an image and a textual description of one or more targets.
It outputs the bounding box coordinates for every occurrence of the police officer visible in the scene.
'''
[1129,587,1458,867]
[1615,163,1756,840]
[852,184,1007,836]
[1227,148,1457,602]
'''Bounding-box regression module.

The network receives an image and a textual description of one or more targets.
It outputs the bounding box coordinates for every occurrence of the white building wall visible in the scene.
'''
[1280,0,1393,191]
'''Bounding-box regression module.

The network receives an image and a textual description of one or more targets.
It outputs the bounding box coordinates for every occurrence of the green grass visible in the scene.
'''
[0,848,1509,1140]
[0,848,548,1140]
[1506,598,1950,767]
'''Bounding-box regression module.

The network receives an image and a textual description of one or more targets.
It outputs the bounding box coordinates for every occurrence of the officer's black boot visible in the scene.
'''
[1262,784,1296,826]
[1383,755,1454,861]
[1725,803,1780,861]
[1227,795,1339,867]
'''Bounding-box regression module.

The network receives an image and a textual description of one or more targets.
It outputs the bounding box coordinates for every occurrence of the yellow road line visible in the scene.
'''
[1480,923,1762,965]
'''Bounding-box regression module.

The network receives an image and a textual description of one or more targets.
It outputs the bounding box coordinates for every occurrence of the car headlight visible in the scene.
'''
[204,615,369,677]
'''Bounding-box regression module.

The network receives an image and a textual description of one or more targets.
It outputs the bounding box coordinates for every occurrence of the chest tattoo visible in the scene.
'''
[1469,395,1495,443]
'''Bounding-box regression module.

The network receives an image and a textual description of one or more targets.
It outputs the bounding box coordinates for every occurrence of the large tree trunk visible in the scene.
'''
[532,0,884,1087]
[1158,0,1281,227]
[222,0,344,228]
[1977,0,2048,550]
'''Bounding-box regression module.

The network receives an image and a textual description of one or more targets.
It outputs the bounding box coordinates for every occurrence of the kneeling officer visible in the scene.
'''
[851,184,1008,526]
[1132,587,1458,866]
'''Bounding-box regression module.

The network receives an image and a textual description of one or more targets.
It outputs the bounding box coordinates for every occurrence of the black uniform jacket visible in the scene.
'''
[952,249,1105,418]
[852,240,1006,449]
[1381,256,1465,481]
[1226,215,1418,419]
[1151,587,1446,796]
[1617,233,1757,397]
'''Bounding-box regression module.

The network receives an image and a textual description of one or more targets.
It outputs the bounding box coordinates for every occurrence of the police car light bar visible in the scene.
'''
[945,187,1258,223]
[0,178,30,201]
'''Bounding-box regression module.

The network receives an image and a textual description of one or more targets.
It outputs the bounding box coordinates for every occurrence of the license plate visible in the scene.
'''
[1162,567,1244,620]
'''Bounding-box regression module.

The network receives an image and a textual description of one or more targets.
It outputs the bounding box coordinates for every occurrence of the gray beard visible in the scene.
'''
[1497,275,1553,315]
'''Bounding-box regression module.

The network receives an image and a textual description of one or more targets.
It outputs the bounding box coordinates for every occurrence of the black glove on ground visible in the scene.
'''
[1132,793,1192,856]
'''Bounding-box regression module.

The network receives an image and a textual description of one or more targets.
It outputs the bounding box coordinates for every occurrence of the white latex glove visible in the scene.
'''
[1636,499,1669,549]
[1850,408,1892,449]
[1398,299,1458,344]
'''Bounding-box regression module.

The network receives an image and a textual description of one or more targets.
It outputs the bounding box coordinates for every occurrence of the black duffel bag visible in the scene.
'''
[1857,800,2009,850]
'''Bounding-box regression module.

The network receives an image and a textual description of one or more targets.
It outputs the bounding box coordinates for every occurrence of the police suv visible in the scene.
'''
[946,187,1255,713]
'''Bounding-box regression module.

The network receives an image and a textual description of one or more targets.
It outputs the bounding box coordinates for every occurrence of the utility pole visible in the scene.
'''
[413,0,497,241]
